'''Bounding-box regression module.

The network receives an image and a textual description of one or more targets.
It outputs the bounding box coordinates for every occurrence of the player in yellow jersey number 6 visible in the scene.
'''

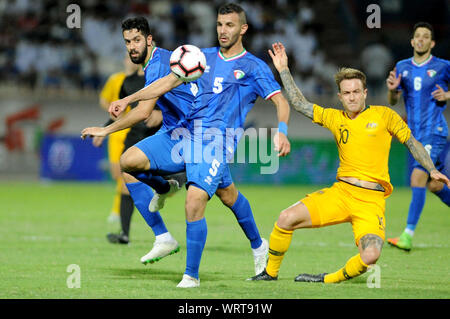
[249,42,450,284]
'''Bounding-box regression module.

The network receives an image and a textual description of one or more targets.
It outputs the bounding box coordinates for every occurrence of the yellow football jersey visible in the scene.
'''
[313,104,411,197]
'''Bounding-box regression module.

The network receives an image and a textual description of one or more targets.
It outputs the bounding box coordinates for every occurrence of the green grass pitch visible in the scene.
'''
[1,181,449,299]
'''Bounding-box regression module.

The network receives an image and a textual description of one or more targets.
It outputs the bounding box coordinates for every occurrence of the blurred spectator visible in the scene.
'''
[0,0,334,97]
[360,34,394,96]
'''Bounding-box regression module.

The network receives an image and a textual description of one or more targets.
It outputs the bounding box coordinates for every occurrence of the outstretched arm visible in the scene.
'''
[404,135,450,186]
[81,99,157,140]
[268,42,314,119]
[109,73,183,118]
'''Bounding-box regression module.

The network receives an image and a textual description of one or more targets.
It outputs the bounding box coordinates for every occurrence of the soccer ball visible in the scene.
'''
[170,45,206,82]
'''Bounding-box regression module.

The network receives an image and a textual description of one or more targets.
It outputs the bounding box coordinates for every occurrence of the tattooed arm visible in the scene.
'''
[268,42,314,119]
[278,70,314,119]
[405,135,450,186]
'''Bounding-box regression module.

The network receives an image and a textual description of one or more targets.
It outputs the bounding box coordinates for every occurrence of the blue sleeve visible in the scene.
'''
[250,60,281,100]
[395,62,404,92]
[144,50,172,87]
[445,60,450,83]
[144,66,161,87]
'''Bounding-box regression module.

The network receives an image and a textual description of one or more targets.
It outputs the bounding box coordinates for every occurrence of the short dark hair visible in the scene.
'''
[218,3,247,24]
[121,17,151,37]
[413,22,434,40]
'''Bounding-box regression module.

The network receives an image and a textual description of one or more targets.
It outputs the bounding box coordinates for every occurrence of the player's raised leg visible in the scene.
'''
[216,183,268,275]
[121,146,178,195]
[428,180,450,205]
[248,201,312,281]
[120,147,180,263]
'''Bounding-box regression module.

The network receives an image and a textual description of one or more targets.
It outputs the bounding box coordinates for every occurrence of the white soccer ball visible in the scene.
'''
[170,44,206,82]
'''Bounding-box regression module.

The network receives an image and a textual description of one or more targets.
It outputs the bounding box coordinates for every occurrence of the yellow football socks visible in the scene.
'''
[265,223,294,278]
[324,254,368,283]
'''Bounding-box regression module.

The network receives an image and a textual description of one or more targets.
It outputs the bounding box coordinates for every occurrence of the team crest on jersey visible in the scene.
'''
[427,69,436,78]
[234,70,245,79]
[402,70,408,78]
[366,122,378,129]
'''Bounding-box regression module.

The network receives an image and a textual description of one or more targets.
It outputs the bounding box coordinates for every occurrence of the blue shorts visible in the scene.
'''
[409,136,448,173]
[135,127,234,197]
[134,128,186,175]
[218,165,233,189]
[182,133,229,198]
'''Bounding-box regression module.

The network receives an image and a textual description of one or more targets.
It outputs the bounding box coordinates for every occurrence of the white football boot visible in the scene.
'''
[148,180,181,212]
[176,274,200,288]
[140,238,180,264]
[252,238,269,275]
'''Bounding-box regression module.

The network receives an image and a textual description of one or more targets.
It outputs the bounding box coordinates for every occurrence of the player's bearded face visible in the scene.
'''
[411,27,434,55]
[129,40,148,64]
[338,79,367,116]
[217,13,244,49]
[123,29,149,65]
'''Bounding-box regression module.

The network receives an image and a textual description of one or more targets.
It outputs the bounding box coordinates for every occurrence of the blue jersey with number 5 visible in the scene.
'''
[395,56,449,140]
[185,47,281,150]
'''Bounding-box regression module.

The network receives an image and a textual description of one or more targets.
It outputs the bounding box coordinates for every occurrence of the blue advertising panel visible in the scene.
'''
[40,134,107,181]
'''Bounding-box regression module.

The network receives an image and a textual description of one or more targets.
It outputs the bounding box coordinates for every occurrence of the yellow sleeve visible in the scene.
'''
[380,107,411,143]
[312,103,339,131]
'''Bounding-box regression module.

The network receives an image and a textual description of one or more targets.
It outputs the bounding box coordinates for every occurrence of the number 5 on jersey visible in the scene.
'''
[209,159,221,176]
[213,77,224,93]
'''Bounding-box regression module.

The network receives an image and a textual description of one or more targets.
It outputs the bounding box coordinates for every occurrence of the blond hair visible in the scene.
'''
[334,67,367,92]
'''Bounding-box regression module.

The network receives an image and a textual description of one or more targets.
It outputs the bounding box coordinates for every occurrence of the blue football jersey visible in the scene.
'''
[395,55,449,140]
[143,47,196,130]
[185,47,281,150]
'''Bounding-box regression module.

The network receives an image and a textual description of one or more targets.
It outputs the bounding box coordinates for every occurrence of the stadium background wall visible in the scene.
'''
[0,93,448,185]
[0,0,449,182]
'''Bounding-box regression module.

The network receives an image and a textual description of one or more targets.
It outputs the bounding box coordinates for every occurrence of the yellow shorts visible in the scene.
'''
[301,181,386,246]
[107,128,130,164]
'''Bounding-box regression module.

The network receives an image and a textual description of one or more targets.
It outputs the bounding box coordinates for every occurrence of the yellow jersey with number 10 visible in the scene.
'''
[312,104,411,197]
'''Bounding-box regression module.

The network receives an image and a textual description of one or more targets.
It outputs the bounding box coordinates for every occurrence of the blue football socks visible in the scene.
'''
[185,218,207,280]
[405,187,427,232]
[230,191,262,249]
[126,182,168,236]
[434,184,450,206]
[130,171,170,194]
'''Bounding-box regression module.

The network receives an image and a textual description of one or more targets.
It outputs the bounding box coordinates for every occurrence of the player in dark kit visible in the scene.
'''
[106,67,163,244]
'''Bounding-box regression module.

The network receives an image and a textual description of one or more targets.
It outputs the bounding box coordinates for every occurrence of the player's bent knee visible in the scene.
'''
[360,247,381,265]
[278,202,311,230]
[120,147,149,172]
[428,180,444,193]
[215,185,238,207]
[359,234,383,265]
